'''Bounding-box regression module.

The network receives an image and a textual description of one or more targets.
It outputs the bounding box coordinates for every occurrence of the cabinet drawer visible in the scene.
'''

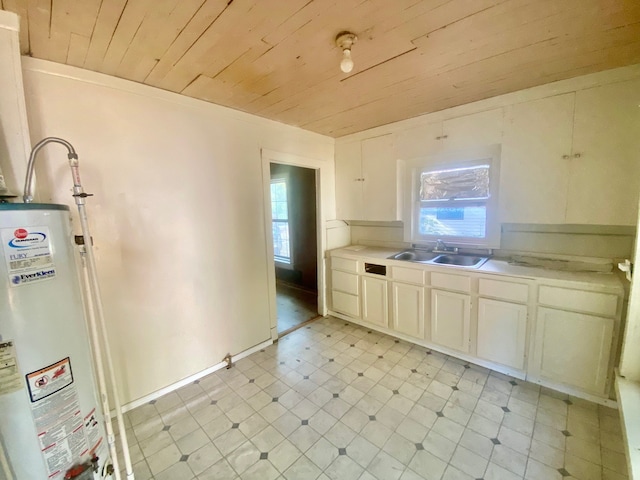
[431,272,471,293]
[332,291,360,317]
[332,270,359,295]
[391,266,425,285]
[538,286,618,317]
[332,256,358,273]
[479,278,528,303]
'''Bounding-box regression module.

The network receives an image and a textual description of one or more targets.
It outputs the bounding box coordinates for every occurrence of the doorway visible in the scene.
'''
[269,163,319,334]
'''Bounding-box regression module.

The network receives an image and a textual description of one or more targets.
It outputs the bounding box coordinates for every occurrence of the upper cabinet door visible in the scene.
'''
[566,79,640,225]
[442,108,504,152]
[500,94,575,224]
[361,134,399,221]
[395,122,443,160]
[335,140,363,220]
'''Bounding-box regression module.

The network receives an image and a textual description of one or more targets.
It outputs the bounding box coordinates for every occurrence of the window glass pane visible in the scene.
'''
[272,221,290,262]
[270,181,287,202]
[272,201,288,220]
[419,205,486,238]
[421,165,490,201]
[271,180,288,220]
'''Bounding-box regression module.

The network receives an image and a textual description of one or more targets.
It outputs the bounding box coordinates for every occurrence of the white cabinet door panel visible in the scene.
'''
[335,141,363,220]
[442,108,504,152]
[535,307,613,395]
[477,299,527,370]
[395,121,443,159]
[500,94,574,224]
[567,79,640,225]
[431,289,471,353]
[361,134,398,221]
[362,276,389,328]
[392,282,425,339]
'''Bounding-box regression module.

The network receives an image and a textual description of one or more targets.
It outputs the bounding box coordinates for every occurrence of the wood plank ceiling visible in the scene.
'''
[1,0,640,137]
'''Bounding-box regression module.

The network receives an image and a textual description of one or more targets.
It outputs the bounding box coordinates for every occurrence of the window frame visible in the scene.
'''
[270,175,293,268]
[403,146,501,249]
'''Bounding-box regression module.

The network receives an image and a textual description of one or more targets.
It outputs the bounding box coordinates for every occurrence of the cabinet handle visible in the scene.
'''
[573,153,582,158]
[562,154,570,159]
[442,134,448,139]
[436,135,449,140]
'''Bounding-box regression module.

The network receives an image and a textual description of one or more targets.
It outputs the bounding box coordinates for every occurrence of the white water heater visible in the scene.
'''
[0,203,108,480]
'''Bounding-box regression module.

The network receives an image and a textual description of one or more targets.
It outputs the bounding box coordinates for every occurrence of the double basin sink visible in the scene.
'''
[388,249,490,269]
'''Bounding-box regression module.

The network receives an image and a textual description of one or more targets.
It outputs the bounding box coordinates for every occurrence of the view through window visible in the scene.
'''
[270,178,291,264]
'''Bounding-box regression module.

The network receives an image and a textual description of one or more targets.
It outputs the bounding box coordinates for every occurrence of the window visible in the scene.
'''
[270,177,291,264]
[404,147,501,248]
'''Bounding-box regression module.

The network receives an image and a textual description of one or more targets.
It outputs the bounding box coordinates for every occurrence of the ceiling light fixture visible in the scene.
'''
[335,31,357,73]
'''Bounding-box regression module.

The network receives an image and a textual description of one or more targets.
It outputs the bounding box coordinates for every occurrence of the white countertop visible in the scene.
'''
[328,246,624,292]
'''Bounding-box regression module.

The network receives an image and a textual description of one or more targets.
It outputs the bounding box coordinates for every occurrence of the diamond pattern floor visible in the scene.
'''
[116,316,628,480]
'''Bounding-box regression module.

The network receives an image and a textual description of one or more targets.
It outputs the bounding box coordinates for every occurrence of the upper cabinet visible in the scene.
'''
[335,134,399,221]
[335,140,363,220]
[336,76,640,226]
[566,79,640,226]
[394,108,504,160]
[441,109,504,152]
[501,79,640,225]
[500,94,575,224]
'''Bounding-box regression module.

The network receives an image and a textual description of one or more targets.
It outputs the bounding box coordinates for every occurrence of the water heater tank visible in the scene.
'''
[0,203,108,479]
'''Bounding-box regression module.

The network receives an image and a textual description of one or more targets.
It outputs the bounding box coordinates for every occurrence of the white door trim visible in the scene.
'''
[261,148,326,340]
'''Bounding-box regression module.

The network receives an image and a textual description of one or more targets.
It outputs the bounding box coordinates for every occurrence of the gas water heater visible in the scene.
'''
[0,203,108,479]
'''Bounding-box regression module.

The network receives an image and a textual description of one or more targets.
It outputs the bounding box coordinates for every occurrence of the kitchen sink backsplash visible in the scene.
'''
[346,221,635,264]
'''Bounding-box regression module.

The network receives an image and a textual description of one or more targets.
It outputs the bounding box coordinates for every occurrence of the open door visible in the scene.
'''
[261,149,327,341]
[270,163,319,334]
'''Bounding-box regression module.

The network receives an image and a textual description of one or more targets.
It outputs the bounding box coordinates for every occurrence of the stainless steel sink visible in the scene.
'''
[389,249,490,268]
[388,249,438,263]
[430,254,489,268]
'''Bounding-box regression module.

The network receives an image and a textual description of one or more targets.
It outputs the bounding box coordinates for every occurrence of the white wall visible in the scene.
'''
[0,11,30,195]
[18,58,334,404]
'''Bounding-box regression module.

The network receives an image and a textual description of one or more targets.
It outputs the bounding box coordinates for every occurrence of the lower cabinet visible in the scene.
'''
[361,276,388,328]
[534,307,614,395]
[391,282,425,339]
[477,298,527,370]
[331,268,360,317]
[431,289,471,353]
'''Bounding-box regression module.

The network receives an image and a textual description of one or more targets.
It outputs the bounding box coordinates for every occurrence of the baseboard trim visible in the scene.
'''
[116,338,274,414]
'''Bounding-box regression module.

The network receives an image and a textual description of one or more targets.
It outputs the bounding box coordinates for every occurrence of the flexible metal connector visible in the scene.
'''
[23,137,78,203]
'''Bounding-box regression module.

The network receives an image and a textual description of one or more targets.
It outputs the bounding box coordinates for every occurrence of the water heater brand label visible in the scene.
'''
[1,225,56,287]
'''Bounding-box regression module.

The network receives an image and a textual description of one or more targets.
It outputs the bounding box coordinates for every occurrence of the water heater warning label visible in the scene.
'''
[1,226,56,287]
[26,358,74,403]
[28,365,89,480]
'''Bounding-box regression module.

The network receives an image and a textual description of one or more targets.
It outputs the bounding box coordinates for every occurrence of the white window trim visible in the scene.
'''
[270,175,294,269]
[403,145,501,249]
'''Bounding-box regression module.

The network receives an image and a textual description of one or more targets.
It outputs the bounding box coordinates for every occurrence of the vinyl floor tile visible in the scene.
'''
[117,316,628,480]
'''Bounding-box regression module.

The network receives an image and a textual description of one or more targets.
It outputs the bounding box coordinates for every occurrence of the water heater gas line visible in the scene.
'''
[23,137,134,480]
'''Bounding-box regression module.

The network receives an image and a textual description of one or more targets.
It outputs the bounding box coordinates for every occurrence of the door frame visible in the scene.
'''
[619,193,640,381]
[261,149,326,340]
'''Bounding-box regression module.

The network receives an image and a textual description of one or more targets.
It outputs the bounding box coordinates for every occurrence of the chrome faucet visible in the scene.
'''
[433,239,458,254]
